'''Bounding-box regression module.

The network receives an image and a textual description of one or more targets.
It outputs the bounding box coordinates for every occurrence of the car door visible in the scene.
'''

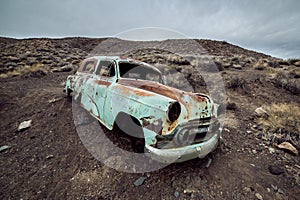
[92,59,117,125]
[77,59,98,112]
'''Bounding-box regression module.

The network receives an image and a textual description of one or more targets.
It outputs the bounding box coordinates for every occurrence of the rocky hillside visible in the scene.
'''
[0,37,299,199]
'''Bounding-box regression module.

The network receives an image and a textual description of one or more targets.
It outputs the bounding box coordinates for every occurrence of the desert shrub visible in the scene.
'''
[274,70,300,95]
[227,76,248,93]
[277,60,290,65]
[287,58,300,65]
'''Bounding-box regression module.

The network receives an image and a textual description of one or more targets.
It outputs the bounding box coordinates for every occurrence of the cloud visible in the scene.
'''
[0,0,299,58]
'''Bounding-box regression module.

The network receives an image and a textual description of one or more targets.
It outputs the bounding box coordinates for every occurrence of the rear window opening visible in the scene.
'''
[118,62,163,84]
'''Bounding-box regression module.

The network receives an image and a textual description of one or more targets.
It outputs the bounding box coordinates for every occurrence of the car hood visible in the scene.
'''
[118,79,213,119]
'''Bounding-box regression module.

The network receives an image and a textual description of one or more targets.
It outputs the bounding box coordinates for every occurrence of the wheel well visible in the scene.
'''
[113,112,145,153]
[113,112,142,130]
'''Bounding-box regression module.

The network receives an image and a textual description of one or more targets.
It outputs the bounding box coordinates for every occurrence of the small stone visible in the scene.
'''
[252,149,257,154]
[174,191,180,198]
[277,142,298,156]
[277,188,284,195]
[255,192,263,200]
[255,107,269,119]
[244,187,251,193]
[206,158,212,168]
[18,120,32,131]
[271,184,278,191]
[134,176,146,186]
[0,145,11,152]
[268,147,275,154]
[232,64,242,69]
[224,128,230,132]
[268,165,285,175]
[183,189,195,194]
[46,154,54,159]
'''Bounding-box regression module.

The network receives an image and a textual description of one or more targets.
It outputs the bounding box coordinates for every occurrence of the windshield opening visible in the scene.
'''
[118,62,163,84]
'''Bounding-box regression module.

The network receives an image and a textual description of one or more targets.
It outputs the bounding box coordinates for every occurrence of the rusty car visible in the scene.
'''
[65,56,222,163]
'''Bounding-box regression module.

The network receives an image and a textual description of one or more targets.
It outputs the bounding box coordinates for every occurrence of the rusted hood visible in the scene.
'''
[118,78,212,118]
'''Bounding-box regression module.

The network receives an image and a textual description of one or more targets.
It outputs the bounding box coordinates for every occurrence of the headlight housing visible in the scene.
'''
[167,101,181,122]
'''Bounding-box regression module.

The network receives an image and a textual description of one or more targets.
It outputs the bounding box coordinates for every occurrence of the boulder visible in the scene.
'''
[277,142,298,156]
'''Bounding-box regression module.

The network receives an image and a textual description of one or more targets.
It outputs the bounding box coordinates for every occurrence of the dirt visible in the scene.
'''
[0,37,299,199]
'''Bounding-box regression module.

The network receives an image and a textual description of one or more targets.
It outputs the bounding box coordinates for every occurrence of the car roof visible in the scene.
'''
[88,56,162,74]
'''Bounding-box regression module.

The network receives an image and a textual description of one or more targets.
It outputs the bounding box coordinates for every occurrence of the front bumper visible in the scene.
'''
[145,132,221,163]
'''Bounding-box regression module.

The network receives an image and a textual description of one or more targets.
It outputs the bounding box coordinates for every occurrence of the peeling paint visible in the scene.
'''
[95,80,111,87]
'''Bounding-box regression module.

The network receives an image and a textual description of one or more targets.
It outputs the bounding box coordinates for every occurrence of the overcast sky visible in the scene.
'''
[0,0,299,59]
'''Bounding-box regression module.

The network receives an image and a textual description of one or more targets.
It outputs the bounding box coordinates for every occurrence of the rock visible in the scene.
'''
[205,158,212,168]
[183,188,196,194]
[254,107,269,119]
[244,187,251,193]
[268,147,275,154]
[255,192,263,200]
[46,154,54,159]
[18,120,32,131]
[134,176,146,186]
[271,184,278,191]
[232,64,242,69]
[0,145,11,152]
[174,191,180,198]
[268,165,285,175]
[223,63,231,68]
[277,142,298,156]
[277,188,284,195]
[293,61,300,66]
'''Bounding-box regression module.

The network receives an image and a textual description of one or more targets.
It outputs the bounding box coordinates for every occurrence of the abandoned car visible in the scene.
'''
[65,56,222,163]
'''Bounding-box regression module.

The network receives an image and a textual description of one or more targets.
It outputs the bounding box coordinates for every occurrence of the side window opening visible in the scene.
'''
[96,60,115,77]
[82,61,96,73]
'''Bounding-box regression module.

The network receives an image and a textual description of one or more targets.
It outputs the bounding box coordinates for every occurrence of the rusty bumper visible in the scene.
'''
[145,132,221,163]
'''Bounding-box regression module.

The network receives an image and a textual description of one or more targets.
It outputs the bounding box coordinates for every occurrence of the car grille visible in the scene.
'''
[155,117,219,149]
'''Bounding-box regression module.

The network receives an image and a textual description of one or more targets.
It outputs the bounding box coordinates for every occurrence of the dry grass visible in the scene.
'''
[0,63,48,78]
[258,103,300,135]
